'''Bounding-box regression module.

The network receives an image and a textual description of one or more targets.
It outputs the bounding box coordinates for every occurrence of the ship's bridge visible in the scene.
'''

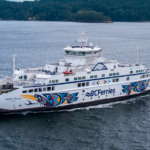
[63,31,105,65]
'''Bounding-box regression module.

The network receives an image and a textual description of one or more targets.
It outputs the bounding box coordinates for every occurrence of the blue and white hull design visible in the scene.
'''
[0,77,150,113]
[0,31,150,113]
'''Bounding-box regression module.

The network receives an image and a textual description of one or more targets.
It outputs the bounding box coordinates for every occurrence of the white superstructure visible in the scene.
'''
[0,31,150,113]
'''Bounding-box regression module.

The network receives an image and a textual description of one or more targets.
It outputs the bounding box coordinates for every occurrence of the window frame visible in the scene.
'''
[47,87,51,91]
[65,78,69,82]
[74,77,77,80]
[78,83,81,87]
[86,82,89,86]
[29,89,33,93]
[90,76,93,79]
[112,79,115,82]
[102,74,105,77]
[82,83,85,86]
[52,86,55,91]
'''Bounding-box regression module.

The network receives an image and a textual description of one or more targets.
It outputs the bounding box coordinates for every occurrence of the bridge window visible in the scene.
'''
[82,52,86,55]
[78,52,82,56]
[87,52,92,54]
[73,52,77,55]
[109,73,112,76]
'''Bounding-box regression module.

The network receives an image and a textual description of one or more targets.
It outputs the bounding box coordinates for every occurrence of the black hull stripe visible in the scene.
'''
[0,90,150,113]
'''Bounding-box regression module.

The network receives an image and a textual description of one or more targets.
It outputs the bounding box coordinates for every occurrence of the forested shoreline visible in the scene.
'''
[0,0,150,22]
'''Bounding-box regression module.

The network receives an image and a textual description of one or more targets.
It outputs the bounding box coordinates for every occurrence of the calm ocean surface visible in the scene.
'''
[0,21,150,150]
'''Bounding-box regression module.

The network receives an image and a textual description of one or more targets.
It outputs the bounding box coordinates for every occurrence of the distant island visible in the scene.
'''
[0,0,150,22]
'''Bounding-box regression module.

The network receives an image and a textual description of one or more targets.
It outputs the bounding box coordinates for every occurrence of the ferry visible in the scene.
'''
[0,31,150,113]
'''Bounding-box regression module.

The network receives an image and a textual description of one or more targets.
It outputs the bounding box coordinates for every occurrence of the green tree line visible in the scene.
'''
[0,0,150,22]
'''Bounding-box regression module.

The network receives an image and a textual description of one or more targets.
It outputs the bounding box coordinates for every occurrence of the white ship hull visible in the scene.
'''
[0,77,150,113]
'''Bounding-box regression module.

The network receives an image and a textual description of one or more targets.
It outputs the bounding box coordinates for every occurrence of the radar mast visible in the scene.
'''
[76,31,88,47]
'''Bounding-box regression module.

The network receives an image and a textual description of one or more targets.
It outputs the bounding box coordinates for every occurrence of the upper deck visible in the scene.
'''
[10,31,150,87]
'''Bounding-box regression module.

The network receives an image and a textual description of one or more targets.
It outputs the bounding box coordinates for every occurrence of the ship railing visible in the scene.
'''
[47,63,59,66]
[13,80,35,87]
[0,78,11,85]
[117,63,140,68]
[65,46,94,48]
[24,69,44,74]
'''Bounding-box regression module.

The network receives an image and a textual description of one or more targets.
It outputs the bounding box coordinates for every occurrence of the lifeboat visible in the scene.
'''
[63,69,73,74]
[63,71,73,74]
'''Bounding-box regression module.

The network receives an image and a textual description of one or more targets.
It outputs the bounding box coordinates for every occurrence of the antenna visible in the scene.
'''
[76,30,88,47]
[12,54,16,78]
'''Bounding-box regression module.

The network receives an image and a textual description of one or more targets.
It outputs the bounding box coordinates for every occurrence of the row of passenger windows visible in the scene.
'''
[47,71,147,84]
[49,80,58,83]
[90,75,98,78]
[23,73,148,93]
[19,75,27,80]
[74,76,86,81]
[136,70,144,73]
[140,74,150,79]
[78,82,89,87]
[22,86,55,93]
[90,74,105,79]
[109,72,119,76]
[112,78,119,82]
[112,77,130,82]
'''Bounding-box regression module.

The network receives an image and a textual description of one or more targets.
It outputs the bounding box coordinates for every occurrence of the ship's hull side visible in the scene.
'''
[0,78,150,113]
[0,90,149,113]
